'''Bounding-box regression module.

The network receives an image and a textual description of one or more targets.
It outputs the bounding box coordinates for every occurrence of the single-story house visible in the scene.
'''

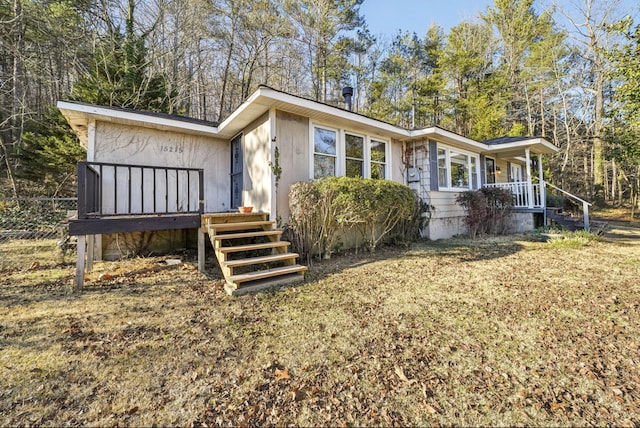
[58,85,559,294]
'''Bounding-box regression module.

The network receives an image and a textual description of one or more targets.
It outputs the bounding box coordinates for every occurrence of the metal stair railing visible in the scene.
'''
[541,180,593,231]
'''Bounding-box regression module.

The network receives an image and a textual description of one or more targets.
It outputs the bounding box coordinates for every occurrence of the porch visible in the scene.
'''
[70,161,305,294]
[484,181,544,209]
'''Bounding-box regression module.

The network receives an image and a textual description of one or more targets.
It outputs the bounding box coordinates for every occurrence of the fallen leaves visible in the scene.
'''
[4,237,640,427]
[274,367,290,382]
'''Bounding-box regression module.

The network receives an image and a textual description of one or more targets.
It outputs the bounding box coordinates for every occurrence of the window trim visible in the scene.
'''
[369,137,388,180]
[435,143,481,191]
[310,124,340,180]
[310,121,390,180]
[345,131,366,178]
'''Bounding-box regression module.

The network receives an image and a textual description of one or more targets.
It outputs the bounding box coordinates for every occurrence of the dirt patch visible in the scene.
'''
[1,233,640,426]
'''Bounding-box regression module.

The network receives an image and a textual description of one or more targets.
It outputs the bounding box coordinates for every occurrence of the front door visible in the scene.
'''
[230,134,243,209]
[485,157,496,184]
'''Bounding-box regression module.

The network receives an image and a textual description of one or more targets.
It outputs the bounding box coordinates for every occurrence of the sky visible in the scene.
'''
[360,0,640,37]
[360,0,491,36]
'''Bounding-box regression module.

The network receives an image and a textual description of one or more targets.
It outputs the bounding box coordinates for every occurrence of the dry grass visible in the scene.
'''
[1,230,640,426]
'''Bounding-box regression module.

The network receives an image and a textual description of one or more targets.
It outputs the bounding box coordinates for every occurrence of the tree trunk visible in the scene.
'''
[611,158,617,205]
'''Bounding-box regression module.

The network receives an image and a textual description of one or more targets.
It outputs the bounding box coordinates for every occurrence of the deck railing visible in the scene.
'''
[484,181,543,208]
[77,161,204,219]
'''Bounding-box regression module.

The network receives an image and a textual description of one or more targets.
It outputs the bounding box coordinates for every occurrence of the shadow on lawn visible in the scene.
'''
[301,235,529,286]
[409,236,529,262]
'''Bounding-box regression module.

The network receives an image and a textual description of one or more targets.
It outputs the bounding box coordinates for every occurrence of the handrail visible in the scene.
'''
[543,180,592,207]
[540,179,592,231]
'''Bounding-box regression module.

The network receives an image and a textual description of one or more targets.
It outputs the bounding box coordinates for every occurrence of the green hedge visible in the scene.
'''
[288,177,424,261]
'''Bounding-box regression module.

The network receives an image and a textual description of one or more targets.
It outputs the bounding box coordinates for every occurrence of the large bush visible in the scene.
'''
[456,187,513,238]
[288,177,423,261]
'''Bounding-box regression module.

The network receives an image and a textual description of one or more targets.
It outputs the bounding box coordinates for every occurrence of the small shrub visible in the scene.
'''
[546,192,563,208]
[456,187,513,238]
[455,190,487,238]
[480,187,513,234]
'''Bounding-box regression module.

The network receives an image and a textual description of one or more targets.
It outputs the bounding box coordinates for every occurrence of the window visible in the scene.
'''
[345,133,364,177]
[313,127,337,179]
[437,148,447,187]
[311,124,388,180]
[434,144,480,190]
[370,139,386,179]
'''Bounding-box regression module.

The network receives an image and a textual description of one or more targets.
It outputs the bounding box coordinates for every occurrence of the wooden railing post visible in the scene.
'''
[199,170,205,214]
[77,162,87,219]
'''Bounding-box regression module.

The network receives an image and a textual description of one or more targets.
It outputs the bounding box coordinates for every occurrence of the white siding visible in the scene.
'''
[243,113,272,213]
[94,122,230,212]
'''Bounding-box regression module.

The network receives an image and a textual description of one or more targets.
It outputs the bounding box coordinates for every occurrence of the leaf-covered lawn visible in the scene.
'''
[1,232,639,426]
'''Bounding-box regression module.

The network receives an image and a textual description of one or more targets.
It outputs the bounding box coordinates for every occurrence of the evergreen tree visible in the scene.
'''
[16,108,86,197]
[72,0,173,112]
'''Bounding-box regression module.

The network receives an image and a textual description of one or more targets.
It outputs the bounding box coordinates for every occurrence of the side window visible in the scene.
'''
[437,144,480,190]
[370,139,386,179]
[437,148,447,187]
[345,133,364,177]
[313,127,337,179]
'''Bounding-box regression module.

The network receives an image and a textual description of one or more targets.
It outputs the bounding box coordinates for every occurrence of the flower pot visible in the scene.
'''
[238,206,253,213]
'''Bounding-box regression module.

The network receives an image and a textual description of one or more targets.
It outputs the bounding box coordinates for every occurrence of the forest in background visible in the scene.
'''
[1,0,639,213]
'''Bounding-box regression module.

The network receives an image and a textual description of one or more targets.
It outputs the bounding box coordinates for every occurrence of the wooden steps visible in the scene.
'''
[211,230,282,240]
[546,207,608,234]
[202,212,306,295]
[225,252,301,268]
[218,241,291,254]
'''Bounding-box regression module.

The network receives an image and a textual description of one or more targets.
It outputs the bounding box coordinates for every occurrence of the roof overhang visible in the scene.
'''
[217,87,411,140]
[57,88,560,159]
[56,101,220,147]
[408,127,487,152]
[482,137,558,158]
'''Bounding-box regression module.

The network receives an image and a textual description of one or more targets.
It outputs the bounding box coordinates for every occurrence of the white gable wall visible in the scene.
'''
[94,122,230,212]
[275,110,311,222]
[243,113,272,213]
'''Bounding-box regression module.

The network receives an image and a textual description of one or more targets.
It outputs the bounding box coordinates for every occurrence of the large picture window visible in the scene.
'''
[312,124,388,180]
[436,144,480,190]
[313,127,337,179]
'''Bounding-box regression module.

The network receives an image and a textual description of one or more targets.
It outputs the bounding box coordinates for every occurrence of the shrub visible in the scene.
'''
[288,181,338,263]
[456,187,513,237]
[480,186,513,234]
[546,192,564,208]
[288,177,422,260]
[455,190,487,238]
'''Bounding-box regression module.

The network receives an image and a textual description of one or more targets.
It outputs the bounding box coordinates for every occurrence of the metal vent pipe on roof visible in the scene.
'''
[342,86,354,111]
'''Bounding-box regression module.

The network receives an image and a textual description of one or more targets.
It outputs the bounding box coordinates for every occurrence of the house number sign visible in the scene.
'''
[159,145,184,154]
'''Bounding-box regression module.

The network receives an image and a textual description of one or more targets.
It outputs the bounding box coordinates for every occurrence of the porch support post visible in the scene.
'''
[538,153,547,212]
[525,148,534,208]
[87,235,94,271]
[198,227,205,273]
[75,235,86,292]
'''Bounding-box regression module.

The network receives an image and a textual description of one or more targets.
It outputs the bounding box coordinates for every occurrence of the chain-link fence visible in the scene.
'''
[0,197,77,270]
